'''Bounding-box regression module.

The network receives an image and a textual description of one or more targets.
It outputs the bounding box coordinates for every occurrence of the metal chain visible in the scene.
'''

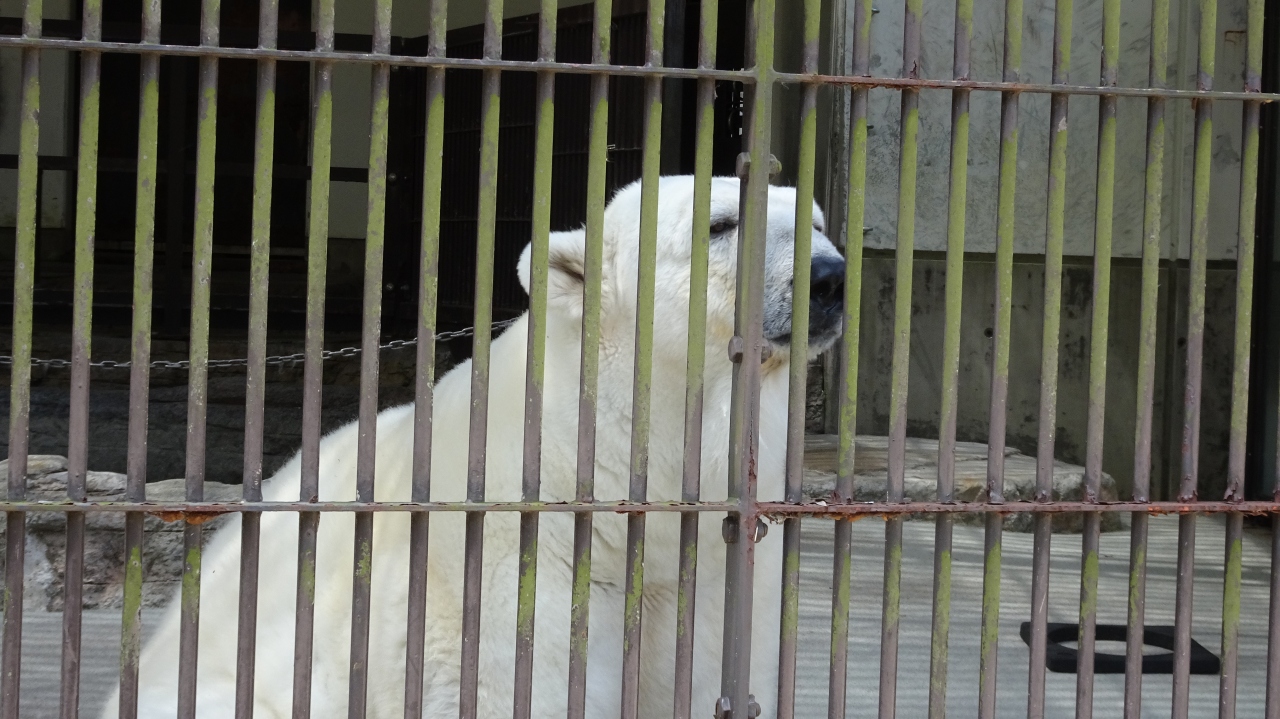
[0,318,519,371]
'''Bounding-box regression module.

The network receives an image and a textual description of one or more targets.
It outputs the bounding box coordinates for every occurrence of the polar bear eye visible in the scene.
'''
[710,220,736,235]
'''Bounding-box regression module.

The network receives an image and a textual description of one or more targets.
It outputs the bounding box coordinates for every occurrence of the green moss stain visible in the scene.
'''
[182,545,202,616]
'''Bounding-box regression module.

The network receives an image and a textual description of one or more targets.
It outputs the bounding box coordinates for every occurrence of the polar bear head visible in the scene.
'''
[517,175,844,374]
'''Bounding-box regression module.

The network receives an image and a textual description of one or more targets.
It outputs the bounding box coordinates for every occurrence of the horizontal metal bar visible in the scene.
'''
[0,36,753,80]
[4,499,1279,515]
[0,500,738,513]
[776,72,1279,101]
[1,34,1276,103]
[760,501,1280,516]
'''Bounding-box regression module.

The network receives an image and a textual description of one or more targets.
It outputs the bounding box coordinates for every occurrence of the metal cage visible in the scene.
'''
[1,0,1278,716]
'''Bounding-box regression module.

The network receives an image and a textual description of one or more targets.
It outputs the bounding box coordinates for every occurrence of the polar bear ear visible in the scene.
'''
[517,229,588,316]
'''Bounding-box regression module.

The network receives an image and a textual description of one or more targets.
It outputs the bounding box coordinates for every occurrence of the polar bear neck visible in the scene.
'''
[526,309,790,505]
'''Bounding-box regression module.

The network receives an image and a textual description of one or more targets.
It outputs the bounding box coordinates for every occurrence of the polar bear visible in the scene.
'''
[103,175,845,718]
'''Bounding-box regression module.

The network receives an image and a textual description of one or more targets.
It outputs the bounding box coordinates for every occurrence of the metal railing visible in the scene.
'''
[0,0,1276,717]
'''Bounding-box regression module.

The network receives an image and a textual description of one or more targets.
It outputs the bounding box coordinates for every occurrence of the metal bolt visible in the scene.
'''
[715,696,732,718]
[734,152,783,180]
[748,695,762,718]
[728,336,745,363]
[754,519,769,543]
[722,516,738,544]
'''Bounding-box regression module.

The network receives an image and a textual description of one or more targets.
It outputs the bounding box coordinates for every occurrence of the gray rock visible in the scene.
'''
[799,435,1122,532]
[0,455,239,611]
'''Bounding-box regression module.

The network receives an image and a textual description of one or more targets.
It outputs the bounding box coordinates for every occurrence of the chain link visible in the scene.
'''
[0,318,518,371]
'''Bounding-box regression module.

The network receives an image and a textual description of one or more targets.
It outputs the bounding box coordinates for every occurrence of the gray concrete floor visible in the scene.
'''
[5,514,1272,717]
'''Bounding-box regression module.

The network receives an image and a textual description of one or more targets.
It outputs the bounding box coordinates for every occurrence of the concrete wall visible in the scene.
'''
[790,0,1255,501]
[825,252,1240,502]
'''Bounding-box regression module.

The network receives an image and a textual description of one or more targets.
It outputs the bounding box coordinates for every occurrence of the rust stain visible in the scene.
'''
[150,510,225,525]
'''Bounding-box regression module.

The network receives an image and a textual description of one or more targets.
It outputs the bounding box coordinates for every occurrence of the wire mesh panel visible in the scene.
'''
[0,0,1277,717]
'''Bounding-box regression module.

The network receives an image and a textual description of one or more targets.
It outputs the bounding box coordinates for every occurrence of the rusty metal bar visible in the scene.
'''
[1213,5,1264,711]
[293,1,334,714]
[3,498,1280,515]
[930,0,972,711]
[347,2,393,716]
[60,2,103,715]
[719,0,774,710]
[1269,511,1280,717]
[1026,0,1073,708]
[620,1,666,715]
[1073,0,1121,709]
[233,4,277,717]
[774,73,1279,100]
[0,37,752,78]
[176,3,221,716]
[1,2,41,716]
[1124,0,1168,711]
[1217,2,1261,715]
[567,0,613,713]
[830,0,871,710]
[1172,0,1217,711]
[118,3,161,717]
[880,0,922,709]
[777,0,817,714]
[510,0,556,714]
[6,31,1280,102]
[980,0,1024,709]
[458,1,502,715]
[672,0,717,716]
[403,1,447,717]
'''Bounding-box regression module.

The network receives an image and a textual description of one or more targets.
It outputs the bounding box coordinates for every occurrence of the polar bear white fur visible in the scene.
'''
[103,175,843,718]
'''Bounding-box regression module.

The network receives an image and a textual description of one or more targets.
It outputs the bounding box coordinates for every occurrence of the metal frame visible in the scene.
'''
[0,0,1276,716]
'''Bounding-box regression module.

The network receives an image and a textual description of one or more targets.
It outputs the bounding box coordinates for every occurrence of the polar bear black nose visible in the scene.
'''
[810,256,845,313]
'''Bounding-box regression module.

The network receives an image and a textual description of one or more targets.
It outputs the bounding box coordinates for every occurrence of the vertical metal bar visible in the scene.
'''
[510,0,556,711]
[567,0,613,713]
[777,0,818,715]
[1073,0,1121,712]
[1218,5,1261,716]
[348,2,393,717]
[404,1,448,717]
[2,2,41,716]
[1124,0,1168,710]
[178,4,221,716]
[458,2,501,716]
[930,0,971,712]
[1269,510,1280,718]
[1218,513,1243,718]
[293,1,333,715]
[620,2,665,716]
[1026,0,1073,709]
[831,0,871,711]
[720,0,774,710]
[879,0,922,710]
[1172,0,1216,710]
[981,0,1023,709]
[234,3,278,717]
[119,4,161,717]
[673,0,717,714]
[163,55,186,337]
[60,2,103,716]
